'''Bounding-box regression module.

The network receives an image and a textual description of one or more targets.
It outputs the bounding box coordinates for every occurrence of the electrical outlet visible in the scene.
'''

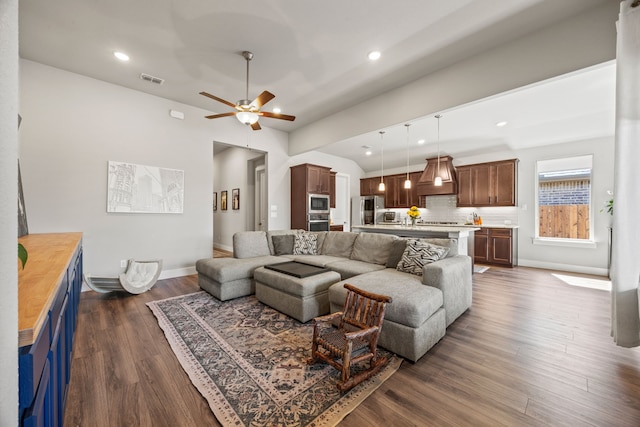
[120,259,127,268]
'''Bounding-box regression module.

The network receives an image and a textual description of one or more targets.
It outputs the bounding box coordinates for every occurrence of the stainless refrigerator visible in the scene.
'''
[351,195,385,226]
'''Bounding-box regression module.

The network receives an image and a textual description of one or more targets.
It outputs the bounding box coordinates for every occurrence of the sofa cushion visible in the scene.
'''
[329,269,444,328]
[321,231,358,257]
[293,232,318,255]
[233,231,271,259]
[386,239,408,268]
[288,254,346,267]
[266,230,303,255]
[420,238,458,257]
[397,239,450,276]
[350,232,399,265]
[196,255,284,282]
[326,259,386,280]
[272,234,294,255]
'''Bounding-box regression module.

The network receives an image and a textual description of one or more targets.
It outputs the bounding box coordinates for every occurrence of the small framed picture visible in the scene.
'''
[232,188,240,210]
[221,191,228,211]
[213,192,217,212]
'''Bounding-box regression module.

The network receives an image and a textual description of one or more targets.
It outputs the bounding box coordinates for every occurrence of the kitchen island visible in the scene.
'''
[351,224,480,260]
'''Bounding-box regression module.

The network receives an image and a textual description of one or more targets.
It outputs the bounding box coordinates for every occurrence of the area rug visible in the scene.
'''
[147,291,401,427]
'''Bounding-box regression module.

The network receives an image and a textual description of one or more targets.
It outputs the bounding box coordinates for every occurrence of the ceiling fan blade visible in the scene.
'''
[199,91,237,109]
[260,111,296,121]
[205,112,237,119]
[252,91,275,108]
[250,121,262,131]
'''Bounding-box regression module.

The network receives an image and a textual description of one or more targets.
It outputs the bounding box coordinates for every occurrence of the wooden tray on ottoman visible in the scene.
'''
[264,261,329,278]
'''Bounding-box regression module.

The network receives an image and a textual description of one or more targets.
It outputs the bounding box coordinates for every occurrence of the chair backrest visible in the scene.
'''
[341,283,392,330]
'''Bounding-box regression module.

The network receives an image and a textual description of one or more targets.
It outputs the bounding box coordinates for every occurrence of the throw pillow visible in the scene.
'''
[396,239,450,276]
[272,234,295,255]
[386,239,408,268]
[293,233,318,255]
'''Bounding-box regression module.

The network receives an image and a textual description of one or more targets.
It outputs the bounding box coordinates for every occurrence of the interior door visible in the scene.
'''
[255,166,267,231]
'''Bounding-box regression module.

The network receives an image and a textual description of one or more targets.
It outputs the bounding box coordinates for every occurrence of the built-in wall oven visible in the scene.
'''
[307,194,330,231]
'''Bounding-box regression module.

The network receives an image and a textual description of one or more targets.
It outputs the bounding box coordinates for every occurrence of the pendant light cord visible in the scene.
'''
[405,124,411,180]
[379,131,385,184]
[436,115,441,173]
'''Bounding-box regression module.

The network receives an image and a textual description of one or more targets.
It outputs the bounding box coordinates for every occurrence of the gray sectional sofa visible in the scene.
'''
[195,230,472,362]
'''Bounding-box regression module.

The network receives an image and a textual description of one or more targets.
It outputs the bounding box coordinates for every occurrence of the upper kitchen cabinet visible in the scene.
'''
[360,177,385,196]
[360,172,424,208]
[293,163,332,194]
[457,159,518,207]
[330,171,337,208]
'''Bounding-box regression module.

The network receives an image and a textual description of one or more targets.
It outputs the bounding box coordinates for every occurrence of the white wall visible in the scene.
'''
[19,60,290,277]
[0,0,19,423]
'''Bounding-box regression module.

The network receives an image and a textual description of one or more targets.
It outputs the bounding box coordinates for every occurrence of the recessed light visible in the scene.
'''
[114,51,130,61]
[417,139,425,145]
[272,107,281,114]
[365,151,372,156]
[368,51,381,61]
[496,121,508,127]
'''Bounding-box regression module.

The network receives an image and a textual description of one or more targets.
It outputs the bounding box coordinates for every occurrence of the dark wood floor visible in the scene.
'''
[64,266,640,427]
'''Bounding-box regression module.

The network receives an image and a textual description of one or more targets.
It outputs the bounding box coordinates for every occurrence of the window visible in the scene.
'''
[535,155,594,246]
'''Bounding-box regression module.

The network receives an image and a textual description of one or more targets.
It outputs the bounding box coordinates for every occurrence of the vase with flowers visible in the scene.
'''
[407,206,420,227]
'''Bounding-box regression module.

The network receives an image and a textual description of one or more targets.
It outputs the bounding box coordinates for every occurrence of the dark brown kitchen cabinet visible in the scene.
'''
[301,163,331,194]
[330,172,336,208]
[457,159,517,207]
[360,172,424,208]
[474,228,515,267]
[360,177,384,196]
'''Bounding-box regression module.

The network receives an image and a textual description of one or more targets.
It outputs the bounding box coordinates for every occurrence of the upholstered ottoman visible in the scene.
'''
[329,269,447,362]
[254,266,341,323]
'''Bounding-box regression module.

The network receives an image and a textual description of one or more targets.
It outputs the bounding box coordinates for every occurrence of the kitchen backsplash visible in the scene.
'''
[385,195,519,225]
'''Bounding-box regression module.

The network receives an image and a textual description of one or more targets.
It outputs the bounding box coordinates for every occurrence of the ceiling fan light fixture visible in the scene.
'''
[237,111,259,125]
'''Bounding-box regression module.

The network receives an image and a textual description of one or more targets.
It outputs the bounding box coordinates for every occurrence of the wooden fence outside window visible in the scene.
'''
[539,204,590,239]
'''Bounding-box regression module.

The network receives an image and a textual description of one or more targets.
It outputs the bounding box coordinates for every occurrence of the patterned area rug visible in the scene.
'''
[147,292,401,427]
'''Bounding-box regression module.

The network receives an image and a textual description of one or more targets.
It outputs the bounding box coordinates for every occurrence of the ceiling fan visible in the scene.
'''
[200,51,295,130]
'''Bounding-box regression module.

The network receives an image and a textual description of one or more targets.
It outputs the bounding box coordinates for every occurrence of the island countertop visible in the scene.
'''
[352,224,481,235]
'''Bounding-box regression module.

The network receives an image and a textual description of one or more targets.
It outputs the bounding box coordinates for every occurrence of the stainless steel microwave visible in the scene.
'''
[308,194,330,213]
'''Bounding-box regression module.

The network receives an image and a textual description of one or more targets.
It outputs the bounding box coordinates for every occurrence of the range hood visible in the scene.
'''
[416,156,458,196]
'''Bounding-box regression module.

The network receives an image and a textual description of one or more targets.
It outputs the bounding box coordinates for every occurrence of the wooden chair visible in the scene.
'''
[308,283,392,391]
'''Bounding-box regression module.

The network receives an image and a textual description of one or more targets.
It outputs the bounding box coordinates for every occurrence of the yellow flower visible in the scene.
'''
[407,206,420,218]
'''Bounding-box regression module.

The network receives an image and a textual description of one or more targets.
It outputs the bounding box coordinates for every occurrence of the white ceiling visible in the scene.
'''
[18,0,614,172]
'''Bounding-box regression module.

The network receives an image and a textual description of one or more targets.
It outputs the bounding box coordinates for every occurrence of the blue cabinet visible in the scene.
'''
[19,234,83,427]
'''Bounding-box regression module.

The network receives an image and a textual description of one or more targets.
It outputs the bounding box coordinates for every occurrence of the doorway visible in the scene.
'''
[213,142,267,251]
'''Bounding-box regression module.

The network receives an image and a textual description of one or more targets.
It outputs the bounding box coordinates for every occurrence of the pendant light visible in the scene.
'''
[378,130,386,192]
[404,123,412,189]
[434,115,443,187]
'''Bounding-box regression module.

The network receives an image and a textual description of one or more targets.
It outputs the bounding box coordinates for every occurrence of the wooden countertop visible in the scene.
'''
[18,232,82,347]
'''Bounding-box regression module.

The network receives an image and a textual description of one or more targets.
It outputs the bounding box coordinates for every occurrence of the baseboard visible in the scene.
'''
[518,259,609,277]
[159,266,197,280]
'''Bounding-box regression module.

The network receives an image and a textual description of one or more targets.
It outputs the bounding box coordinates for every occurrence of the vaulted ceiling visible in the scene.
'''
[19,0,616,171]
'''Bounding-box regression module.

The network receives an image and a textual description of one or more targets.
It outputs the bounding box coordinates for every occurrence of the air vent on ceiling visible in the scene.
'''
[139,73,164,85]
